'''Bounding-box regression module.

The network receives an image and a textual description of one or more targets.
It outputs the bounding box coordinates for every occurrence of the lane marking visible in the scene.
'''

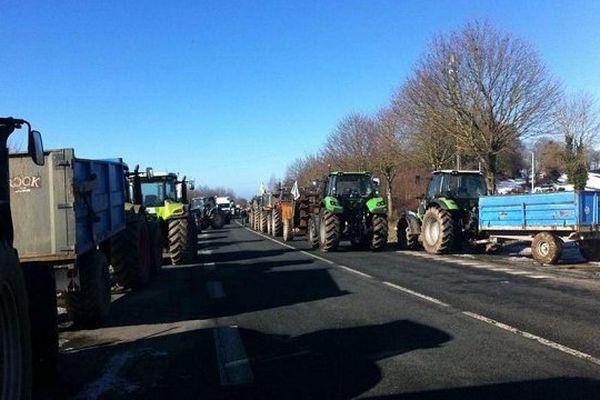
[527,275,551,279]
[202,262,216,271]
[338,265,373,279]
[462,311,600,367]
[206,281,226,299]
[213,326,254,385]
[199,249,213,256]
[505,270,531,275]
[299,250,335,265]
[489,267,513,272]
[382,281,449,307]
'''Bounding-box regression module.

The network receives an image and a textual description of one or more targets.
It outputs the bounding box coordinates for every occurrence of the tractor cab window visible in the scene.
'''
[141,179,178,206]
[426,174,443,199]
[439,173,487,199]
[330,174,374,197]
[190,198,204,210]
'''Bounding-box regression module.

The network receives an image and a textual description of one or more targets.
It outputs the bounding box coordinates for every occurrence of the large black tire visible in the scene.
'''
[307,217,319,249]
[371,214,388,251]
[0,241,32,399]
[22,262,57,383]
[168,218,191,265]
[187,218,198,262]
[210,211,225,229]
[266,212,273,235]
[110,213,150,290]
[147,221,164,275]
[65,250,111,328]
[272,208,283,237]
[579,240,600,261]
[531,232,563,264]
[283,219,294,242]
[319,210,340,252]
[397,215,419,250]
[260,211,268,233]
[421,207,454,254]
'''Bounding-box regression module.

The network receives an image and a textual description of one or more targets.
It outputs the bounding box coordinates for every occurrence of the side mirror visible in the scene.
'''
[146,167,154,178]
[28,130,44,166]
[372,177,380,186]
[189,182,195,191]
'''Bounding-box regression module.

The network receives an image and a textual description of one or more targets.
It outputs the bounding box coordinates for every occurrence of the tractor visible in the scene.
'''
[397,170,488,254]
[277,184,312,241]
[138,169,198,264]
[307,171,388,252]
[190,196,225,230]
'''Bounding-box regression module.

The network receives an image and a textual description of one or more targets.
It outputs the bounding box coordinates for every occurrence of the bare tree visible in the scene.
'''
[555,93,600,188]
[285,152,330,188]
[400,20,560,192]
[324,113,376,172]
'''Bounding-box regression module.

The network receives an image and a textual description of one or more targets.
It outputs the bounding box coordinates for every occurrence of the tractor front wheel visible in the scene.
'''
[421,207,454,254]
[319,210,340,252]
[308,217,319,249]
[579,240,600,261]
[371,214,388,251]
[397,215,420,250]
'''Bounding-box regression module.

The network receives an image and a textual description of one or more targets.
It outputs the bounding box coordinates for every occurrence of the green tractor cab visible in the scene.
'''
[138,169,197,264]
[308,171,388,252]
[398,170,487,254]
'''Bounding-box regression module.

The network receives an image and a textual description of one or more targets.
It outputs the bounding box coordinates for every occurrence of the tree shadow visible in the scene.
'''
[48,319,452,400]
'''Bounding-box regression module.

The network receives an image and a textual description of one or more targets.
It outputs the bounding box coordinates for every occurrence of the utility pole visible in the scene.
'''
[531,151,535,192]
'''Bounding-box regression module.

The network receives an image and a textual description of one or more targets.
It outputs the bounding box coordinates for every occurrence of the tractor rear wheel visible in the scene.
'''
[308,217,319,248]
[531,232,562,264]
[0,241,32,399]
[260,211,268,233]
[579,240,600,261]
[421,207,454,254]
[66,250,111,328]
[272,208,283,237]
[111,213,150,290]
[210,211,225,229]
[283,219,294,241]
[397,215,419,250]
[319,210,340,252]
[371,214,388,251]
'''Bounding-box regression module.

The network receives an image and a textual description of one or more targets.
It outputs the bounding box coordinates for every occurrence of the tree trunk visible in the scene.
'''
[485,153,498,194]
[385,176,393,218]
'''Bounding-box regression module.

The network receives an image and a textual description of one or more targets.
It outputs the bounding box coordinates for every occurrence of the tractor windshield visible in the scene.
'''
[428,173,487,199]
[190,198,204,210]
[141,178,178,206]
[330,174,374,197]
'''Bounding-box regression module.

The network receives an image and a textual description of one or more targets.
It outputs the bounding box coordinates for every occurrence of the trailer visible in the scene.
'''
[479,190,600,264]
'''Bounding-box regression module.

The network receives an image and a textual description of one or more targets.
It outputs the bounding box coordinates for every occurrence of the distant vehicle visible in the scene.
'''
[216,196,233,224]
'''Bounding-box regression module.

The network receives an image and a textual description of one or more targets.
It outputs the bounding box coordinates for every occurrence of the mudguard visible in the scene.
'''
[366,196,387,214]
[323,196,344,214]
[154,199,186,220]
[430,197,459,211]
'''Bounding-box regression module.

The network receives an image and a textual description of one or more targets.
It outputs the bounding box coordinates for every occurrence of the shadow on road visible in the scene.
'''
[362,377,600,400]
[49,319,452,400]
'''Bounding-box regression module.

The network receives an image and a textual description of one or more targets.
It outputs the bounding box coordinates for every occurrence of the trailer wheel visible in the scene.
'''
[371,214,388,251]
[319,210,340,252]
[397,215,419,250]
[308,217,319,249]
[266,212,273,235]
[531,232,563,264]
[22,262,57,383]
[421,207,454,254]
[579,240,600,261]
[272,208,283,237]
[283,219,294,241]
[66,250,111,327]
[168,218,190,265]
[0,241,32,399]
[111,213,150,290]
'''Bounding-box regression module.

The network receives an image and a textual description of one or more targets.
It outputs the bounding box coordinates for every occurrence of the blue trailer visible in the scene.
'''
[9,148,127,328]
[479,191,600,264]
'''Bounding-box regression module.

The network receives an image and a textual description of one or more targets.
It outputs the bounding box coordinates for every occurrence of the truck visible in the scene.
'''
[216,196,233,224]
[478,190,600,264]
[0,117,44,398]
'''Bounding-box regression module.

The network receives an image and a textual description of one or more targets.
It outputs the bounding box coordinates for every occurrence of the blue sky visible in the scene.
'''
[2,1,600,198]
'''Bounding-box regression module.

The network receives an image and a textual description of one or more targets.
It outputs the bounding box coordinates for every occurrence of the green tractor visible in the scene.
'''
[138,169,198,265]
[397,170,488,254]
[307,171,388,252]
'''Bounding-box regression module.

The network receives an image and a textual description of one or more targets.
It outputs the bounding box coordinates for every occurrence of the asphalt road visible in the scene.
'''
[38,222,600,399]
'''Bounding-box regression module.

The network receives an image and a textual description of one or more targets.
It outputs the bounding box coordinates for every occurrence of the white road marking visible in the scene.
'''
[462,311,600,367]
[382,281,449,307]
[299,250,335,265]
[199,249,213,256]
[505,270,531,275]
[213,326,254,385]
[489,267,513,272]
[202,262,216,270]
[337,265,373,279]
[527,275,551,279]
[206,281,226,299]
